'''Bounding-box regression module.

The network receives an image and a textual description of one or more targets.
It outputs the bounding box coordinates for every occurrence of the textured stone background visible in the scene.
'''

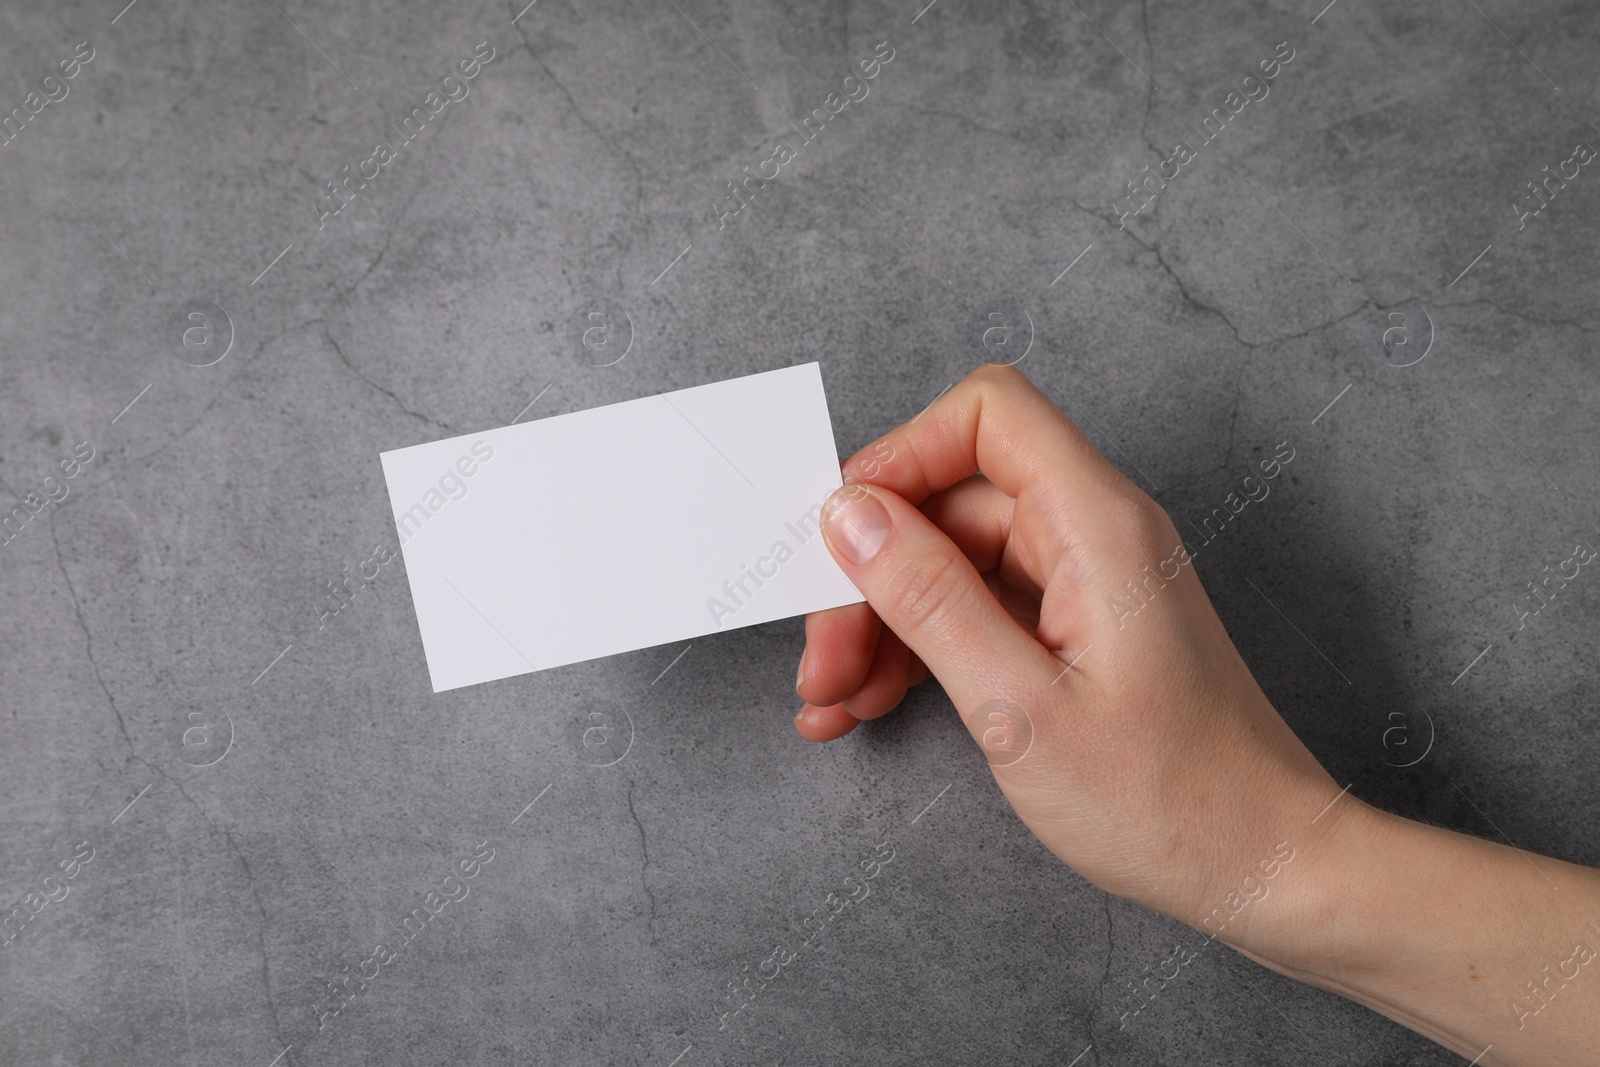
[2,0,1596,1064]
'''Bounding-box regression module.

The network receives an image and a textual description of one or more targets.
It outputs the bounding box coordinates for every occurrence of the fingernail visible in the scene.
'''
[822,485,891,565]
[795,649,806,694]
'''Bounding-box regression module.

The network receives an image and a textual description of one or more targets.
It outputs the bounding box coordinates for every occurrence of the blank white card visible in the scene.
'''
[379,362,864,692]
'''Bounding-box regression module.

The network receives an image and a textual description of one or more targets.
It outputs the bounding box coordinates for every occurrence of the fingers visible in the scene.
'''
[819,481,1057,718]
[841,364,1137,598]
[791,643,930,742]
[794,702,859,742]
[796,574,1031,736]
[918,474,1013,572]
[841,628,910,720]
[799,602,879,708]
[842,362,1126,507]
[800,476,1013,709]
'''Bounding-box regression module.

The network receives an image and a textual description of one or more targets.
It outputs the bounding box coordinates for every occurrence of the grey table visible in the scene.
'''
[2,0,1596,1064]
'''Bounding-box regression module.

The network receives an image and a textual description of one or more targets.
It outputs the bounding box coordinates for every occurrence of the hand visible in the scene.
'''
[792,363,1600,1065]
[795,362,1337,923]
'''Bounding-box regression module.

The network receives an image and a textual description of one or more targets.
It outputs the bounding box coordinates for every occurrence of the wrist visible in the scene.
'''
[1174,775,1383,972]
[1231,791,1397,976]
[1187,796,1481,1053]
[1220,792,1600,1064]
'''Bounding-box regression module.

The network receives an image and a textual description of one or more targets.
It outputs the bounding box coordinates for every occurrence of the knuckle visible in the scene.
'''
[884,547,973,633]
[852,434,900,480]
[1107,490,1170,551]
[972,359,1026,383]
[970,360,1030,394]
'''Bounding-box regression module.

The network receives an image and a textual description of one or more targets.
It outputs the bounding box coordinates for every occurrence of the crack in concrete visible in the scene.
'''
[1438,296,1597,335]
[322,116,458,313]
[322,325,459,435]
[1088,197,1377,352]
[149,770,296,1061]
[48,516,138,757]
[223,824,293,1059]
[156,770,295,1058]
[510,3,648,227]
[1137,0,1162,161]
[888,103,1026,144]
[624,779,660,949]
[1064,194,1381,486]
[47,515,292,1058]
[115,316,326,475]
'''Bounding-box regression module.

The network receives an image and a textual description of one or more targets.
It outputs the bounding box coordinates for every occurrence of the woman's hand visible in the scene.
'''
[793,363,1600,1066]
[796,362,1338,921]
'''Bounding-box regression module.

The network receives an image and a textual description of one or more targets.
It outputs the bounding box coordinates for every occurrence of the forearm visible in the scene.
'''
[1230,797,1600,1065]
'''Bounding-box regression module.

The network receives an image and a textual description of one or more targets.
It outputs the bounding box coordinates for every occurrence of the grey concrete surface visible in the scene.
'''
[2,0,1597,1064]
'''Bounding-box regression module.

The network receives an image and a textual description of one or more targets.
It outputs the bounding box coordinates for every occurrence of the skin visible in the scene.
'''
[795,363,1600,1065]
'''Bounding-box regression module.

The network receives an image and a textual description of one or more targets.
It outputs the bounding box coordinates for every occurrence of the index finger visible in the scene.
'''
[840,363,1128,510]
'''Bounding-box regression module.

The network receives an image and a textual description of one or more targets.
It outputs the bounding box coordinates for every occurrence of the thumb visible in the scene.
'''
[818,482,1059,729]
